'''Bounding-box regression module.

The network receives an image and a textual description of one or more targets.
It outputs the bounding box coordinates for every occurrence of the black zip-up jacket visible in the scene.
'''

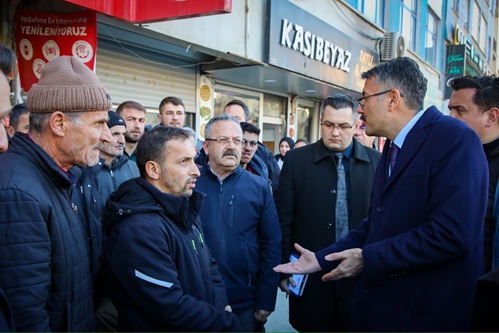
[101,177,240,331]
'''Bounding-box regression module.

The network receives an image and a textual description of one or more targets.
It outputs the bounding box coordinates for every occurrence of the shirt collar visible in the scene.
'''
[393,110,424,149]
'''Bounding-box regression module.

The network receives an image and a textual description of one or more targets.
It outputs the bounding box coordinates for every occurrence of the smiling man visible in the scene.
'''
[100,126,240,331]
[0,56,112,331]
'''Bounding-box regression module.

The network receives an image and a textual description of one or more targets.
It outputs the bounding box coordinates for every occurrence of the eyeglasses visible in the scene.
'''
[357,89,404,110]
[320,121,354,131]
[205,137,243,146]
[242,139,258,148]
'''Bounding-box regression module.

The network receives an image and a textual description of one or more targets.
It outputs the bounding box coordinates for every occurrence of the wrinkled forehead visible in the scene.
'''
[212,119,242,136]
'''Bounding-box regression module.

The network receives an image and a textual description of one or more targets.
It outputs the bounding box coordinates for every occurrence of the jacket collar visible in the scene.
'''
[9,132,75,187]
[313,137,373,164]
[135,177,206,229]
[385,106,441,185]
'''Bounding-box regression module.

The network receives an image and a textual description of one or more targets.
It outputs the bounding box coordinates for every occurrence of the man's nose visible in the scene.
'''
[100,124,112,143]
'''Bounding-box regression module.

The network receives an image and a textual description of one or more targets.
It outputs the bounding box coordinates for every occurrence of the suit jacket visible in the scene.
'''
[317,106,488,331]
[275,138,380,331]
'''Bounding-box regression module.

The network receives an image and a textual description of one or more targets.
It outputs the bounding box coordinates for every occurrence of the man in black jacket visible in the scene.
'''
[101,126,240,331]
[275,94,380,331]
[0,56,112,331]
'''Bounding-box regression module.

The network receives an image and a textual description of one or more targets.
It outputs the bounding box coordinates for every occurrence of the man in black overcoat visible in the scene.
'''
[275,94,380,331]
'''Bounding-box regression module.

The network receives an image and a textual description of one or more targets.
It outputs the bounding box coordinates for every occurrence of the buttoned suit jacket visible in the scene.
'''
[317,106,488,331]
[276,137,380,331]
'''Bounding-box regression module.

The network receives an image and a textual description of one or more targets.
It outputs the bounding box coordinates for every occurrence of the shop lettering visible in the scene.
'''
[280,18,351,73]
[20,25,87,36]
[453,25,489,74]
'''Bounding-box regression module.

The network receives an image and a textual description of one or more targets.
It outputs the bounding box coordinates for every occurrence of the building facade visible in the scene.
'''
[1,0,498,150]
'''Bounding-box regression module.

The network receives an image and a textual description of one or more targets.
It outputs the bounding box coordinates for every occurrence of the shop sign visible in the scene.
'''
[444,44,466,99]
[267,0,379,91]
[453,24,489,75]
[280,18,351,73]
[61,0,231,24]
[15,9,97,92]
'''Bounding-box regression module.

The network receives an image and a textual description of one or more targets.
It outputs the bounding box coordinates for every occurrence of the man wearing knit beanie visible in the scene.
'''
[0,56,112,331]
[96,110,139,210]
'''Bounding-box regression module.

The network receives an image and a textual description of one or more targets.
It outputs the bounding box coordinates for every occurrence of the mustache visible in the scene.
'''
[186,177,197,184]
[223,150,238,157]
[360,115,366,121]
[114,144,125,149]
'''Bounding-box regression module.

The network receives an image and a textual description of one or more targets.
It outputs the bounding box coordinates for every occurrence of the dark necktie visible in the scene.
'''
[388,143,399,176]
[335,153,348,241]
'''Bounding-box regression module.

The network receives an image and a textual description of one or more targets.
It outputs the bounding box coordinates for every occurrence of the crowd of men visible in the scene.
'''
[1,44,499,332]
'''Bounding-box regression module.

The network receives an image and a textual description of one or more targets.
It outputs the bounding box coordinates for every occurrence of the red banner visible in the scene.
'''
[15,9,97,92]
[61,0,231,24]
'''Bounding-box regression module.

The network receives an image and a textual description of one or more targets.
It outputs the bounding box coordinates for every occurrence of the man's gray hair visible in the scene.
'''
[30,112,83,133]
[204,114,241,139]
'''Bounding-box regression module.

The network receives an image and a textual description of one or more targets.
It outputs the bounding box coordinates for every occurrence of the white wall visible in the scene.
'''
[144,0,267,62]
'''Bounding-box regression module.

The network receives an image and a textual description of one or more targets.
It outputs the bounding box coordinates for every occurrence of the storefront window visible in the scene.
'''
[214,89,260,124]
[263,94,286,118]
[297,99,317,143]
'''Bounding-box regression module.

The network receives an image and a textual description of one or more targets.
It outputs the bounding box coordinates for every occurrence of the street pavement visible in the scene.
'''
[265,289,297,332]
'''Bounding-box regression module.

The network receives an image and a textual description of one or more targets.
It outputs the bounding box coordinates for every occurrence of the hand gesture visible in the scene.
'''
[273,243,321,274]
[321,248,364,281]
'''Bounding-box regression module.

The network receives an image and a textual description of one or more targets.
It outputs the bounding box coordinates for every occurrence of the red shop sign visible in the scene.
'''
[61,0,232,24]
[15,9,97,92]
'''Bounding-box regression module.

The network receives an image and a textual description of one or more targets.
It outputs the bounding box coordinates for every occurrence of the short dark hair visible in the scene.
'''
[240,122,260,135]
[159,96,185,114]
[321,94,358,121]
[116,100,146,115]
[295,138,309,145]
[136,126,195,178]
[450,76,499,113]
[225,99,250,121]
[0,44,14,76]
[361,57,427,112]
[10,103,29,130]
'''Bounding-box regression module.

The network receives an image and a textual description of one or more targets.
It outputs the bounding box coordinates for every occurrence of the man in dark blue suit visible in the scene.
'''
[274,57,488,331]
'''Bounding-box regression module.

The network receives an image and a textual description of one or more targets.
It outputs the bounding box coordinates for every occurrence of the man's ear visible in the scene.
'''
[145,161,161,180]
[486,108,499,127]
[202,141,209,155]
[49,112,68,137]
[6,126,15,137]
[388,89,403,111]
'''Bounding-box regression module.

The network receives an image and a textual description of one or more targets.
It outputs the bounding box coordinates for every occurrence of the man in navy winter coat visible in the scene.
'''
[0,56,113,331]
[196,114,281,331]
[275,57,488,331]
[101,126,240,331]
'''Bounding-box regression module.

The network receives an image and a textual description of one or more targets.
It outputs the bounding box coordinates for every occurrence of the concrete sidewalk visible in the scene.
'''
[265,289,297,333]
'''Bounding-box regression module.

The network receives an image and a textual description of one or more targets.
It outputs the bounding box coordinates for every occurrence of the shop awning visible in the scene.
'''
[60,0,232,23]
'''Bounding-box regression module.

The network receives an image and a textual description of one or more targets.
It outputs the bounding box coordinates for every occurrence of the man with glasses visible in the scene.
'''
[275,94,380,331]
[196,114,281,332]
[275,57,488,331]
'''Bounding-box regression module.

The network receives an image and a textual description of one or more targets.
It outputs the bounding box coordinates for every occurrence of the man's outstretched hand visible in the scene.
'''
[273,243,321,274]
